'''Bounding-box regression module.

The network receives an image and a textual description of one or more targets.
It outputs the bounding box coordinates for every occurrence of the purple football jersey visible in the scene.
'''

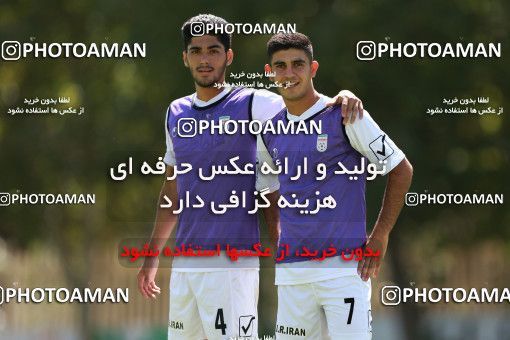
[167,88,259,249]
[262,106,368,263]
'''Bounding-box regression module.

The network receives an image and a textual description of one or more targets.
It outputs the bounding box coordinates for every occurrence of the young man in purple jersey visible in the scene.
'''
[137,14,364,340]
[260,33,413,339]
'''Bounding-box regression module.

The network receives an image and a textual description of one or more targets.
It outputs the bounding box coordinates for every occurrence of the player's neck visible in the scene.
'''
[285,89,321,116]
[195,86,224,102]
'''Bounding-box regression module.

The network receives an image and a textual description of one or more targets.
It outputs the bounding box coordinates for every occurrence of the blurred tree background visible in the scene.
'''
[0,0,508,339]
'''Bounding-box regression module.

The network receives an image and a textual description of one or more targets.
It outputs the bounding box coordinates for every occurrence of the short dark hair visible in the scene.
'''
[181,14,232,51]
[267,32,313,63]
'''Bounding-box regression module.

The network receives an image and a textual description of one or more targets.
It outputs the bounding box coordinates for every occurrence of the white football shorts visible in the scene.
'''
[168,269,259,340]
[275,275,372,339]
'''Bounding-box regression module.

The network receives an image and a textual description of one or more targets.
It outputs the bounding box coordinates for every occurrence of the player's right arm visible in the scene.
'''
[262,190,280,254]
[138,107,179,299]
[137,166,178,299]
[344,110,413,281]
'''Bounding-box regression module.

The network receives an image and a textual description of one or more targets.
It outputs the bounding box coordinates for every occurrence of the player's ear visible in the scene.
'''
[226,48,234,66]
[264,64,274,82]
[182,51,189,68]
[311,60,319,78]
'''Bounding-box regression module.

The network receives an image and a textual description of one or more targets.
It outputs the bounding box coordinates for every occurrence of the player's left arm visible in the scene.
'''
[358,157,413,281]
[344,111,413,281]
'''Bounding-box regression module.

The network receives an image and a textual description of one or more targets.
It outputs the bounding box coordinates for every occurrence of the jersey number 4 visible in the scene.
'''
[215,308,227,335]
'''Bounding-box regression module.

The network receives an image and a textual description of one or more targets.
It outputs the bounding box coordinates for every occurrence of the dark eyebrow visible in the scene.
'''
[188,46,201,52]
[292,58,306,64]
[207,44,222,50]
[272,60,286,66]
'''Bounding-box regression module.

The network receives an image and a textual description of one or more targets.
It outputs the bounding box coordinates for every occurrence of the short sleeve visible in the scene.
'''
[251,89,285,123]
[345,110,405,175]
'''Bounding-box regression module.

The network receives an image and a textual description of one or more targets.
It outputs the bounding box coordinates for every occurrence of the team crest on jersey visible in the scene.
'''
[316,134,328,152]
[219,115,230,126]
